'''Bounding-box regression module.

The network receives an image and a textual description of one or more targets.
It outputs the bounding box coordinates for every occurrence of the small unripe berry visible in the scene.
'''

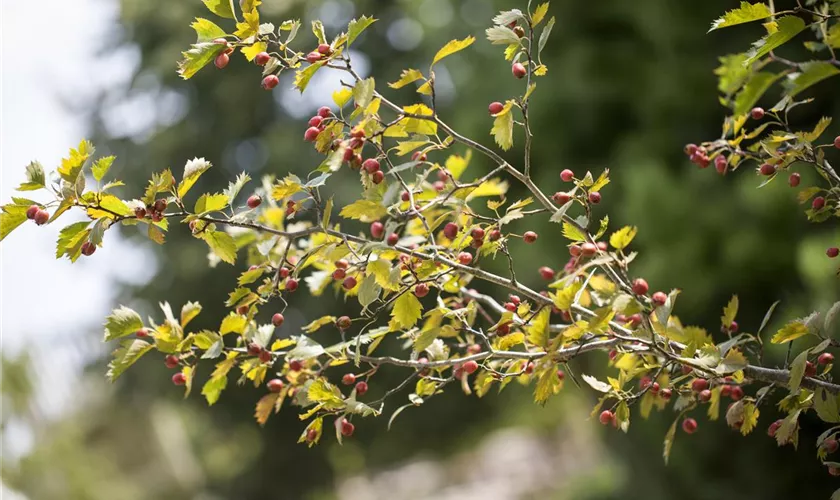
[819,352,834,365]
[632,278,649,296]
[650,382,660,394]
[788,172,800,187]
[496,322,511,336]
[512,62,527,78]
[462,360,479,374]
[443,222,459,239]
[488,101,504,115]
[569,244,582,257]
[304,126,320,142]
[335,259,349,269]
[523,231,538,243]
[342,276,358,290]
[457,252,473,265]
[237,304,249,315]
[639,376,652,390]
[26,205,39,219]
[509,294,521,306]
[332,268,346,280]
[759,163,776,176]
[362,158,380,173]
[599,410,614,425]
[730,385,744,401]
[713,155,725,174]
[306,51,322,63]
[729,321,739,333]
[829,467,840,477]
[523,362,535,375]
[285,278,299,292]
[813,196,826,210]
[684,144,699,156]
[254,51,271,66]
[469,228,485,241]
[342,373,356,385]
[336,316,352,330]
[560,169,574,182]
[370,221,385,239]
[720,384,732,397]
[246,195,262,209]
[827,247,839,258]
[340,418,355,437]
[371,170,385,184]
[691,378,708,392]
[262,74,279,90]
[580,242,597,257]
[81,241,96,256]
[652,291,668,306]
[317,106,332,118]
[165,355,179,369]
[414,283,430,298]
[317,43,332,55]
[279,267,290,279]
[386,232,399,246]
[306,428,318,442]
[488,229,501,241]
[355,380,368,395]
[682,417,698,434]
[267,378,285,392]
[750,107,765,120]
[539,266,555,280]
[699,389,712,402]
[271,313,284,327]
[34,209,50,225]
[172,372,187,386]
[588,192,601,204]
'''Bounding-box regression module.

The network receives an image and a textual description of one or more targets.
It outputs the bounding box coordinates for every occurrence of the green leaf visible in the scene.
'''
[770,320,809,344]
[490,100,515,151]
[485,26,521,45]
[201,230,237,264]
[224,172,251,206]
[815,388,840,423]
[179,157,212,199]
[177,42,226,80]
[609,226,637,250]
[432,36,475,66]
[527,307,551,349]
[191,18,227,42]
[202,0,235,19]
[744,17,806,67]
[353,77,375,110]
[55,220,91,261]
[788,349,809,392]
[308,378,345,409]
[663,418,678,465]
[201,374,228,405]
[106,339,153,382]
[392,293,423,329]
[357,274,381,311]
[16,161,46,191]
[347,15,376,47]
[91,156,115,182]
[538,16,555,54]
[534,367,562,405]
[103,305,144,342]
[709,2,772,31]
[294,61,325,93]
[783,61,840,98]
[716,53,751,96]
[721,295,739,329]
[339,199,387,222]
[389,69,424,89]
[57,140,94,184]
[733,71,782,115]
[0,204,29,242]
[194,193,228,214]
[562,221,587,242]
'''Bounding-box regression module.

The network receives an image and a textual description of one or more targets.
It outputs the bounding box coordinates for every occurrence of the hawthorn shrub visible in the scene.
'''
[3,0,840,490]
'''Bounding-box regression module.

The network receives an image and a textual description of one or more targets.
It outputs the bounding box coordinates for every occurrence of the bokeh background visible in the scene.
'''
[2,1,840,499]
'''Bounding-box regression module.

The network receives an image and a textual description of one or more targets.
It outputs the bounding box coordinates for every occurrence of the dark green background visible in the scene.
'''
[4,1,840,499]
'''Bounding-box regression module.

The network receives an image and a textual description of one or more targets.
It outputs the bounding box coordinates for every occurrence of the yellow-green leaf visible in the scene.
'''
[609,226,637,250]
[532,2,550,26]
[527,308,551,348]
[744,17,806,66]
[392,293,423,329]
[770,320,810,344]
[242,42,267,61]
[490,100,515,151]
[721,295,738,329]
[339,199,387,222]
[202,0,235,19]
[200,230,237,264]
[194,193,228,214]
[389,69,424,89]
[709,2,772,32]
[432,36,475,66]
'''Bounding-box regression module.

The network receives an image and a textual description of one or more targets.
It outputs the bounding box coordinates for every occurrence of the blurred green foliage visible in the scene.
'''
[4,0,840,498]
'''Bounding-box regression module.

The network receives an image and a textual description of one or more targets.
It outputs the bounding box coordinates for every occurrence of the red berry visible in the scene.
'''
[471,227,485,240]
[813,196,826,210]
[462,360,479,374]
[652,291,668,306]
[254,51,271,66]
[306,428,318,442]
[401,191,411,202]
[714,156,725,174]
[599,410,614,425]
[362,158,380,173]
[306,51,322,63]
[660,388,672,400]
[639,376,652,390]
[246,195,262,209]
[317,106,332,118]
[691,378,708,392]
[539,266,555,280]
[629,314,642,327]
[386,233,399,246]
[335,259,349,269]
[261,74,279,90]
[699,389,712,402]
[370,221,385,239]
[285,278,299,292]
[560,169,574,182]
[827,247,839,258]
[332,268,346,280]
[488,101,504,115]
[512,62,527,78]
[26,205,39,219]
[304,126,320,142]
[336,316,352,330]
[308,115,323,128]
[135,207,147,220]
[248,343,262,356]
[488,229,501,241]
[279,267,290,279]
[214,52,230,69]
[355,381,368,395]
[588,192,601,204]
[552,192,572,204]
[729,321,739,333]
[467,344,482,355]
[509,295,521,306]
[750,107,765,120]
[650,382,660,394]
[34,209,49,225]
[825,439,840,454]
[556,370,565,380]
[411,151,427,162]
[632,278,649,296]
[414,283,430,298]
[340,418,355,437]
[682,418,698,434]
[172,372,187,386]
[259,350,272,363]
[730,386,744,401]
[342,276,358,290]
[443,222,459,239]
[272,313,284,327]
[569,245,582,257]
[267,378,285,392]
[80,241,96,256]
[819,352,834,365]
[714,155,727,172]
[504,302,517,312]
[165,355,179,369]
[317,43,332,55]
[805,361,817,377]
[289,359,303,371]
[759,163,776,176]
[788,172,800,187]
[457,252,473,265]
[581,242,597,257]
[524,362,535,375]
[523,231,538,243]
[371,170,385,184]
[835,136,840,149]
[342,373,356,385]
[496,322,511,336]
[767,419,783,437]
[237,304,249,315]
[829,467,840,477]
[720,384,732,398]
[136,328,149,338]
[684,144,699,156]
